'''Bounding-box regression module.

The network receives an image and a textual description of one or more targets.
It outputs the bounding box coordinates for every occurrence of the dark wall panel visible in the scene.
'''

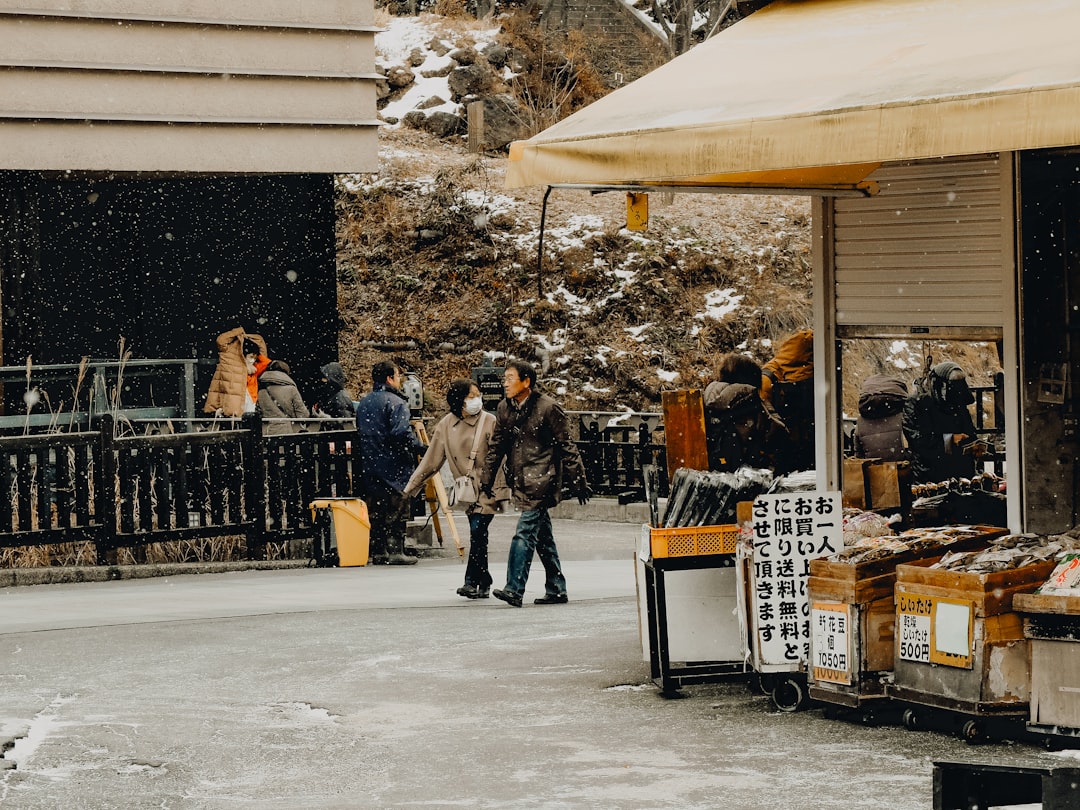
[0,171,337,398]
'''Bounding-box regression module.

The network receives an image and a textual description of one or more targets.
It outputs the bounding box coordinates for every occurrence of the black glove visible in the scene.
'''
[480,483,495,500]
[576,482,592,506]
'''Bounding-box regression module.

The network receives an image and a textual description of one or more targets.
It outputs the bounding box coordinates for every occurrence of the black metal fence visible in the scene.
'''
[570,411,668,500]
[0,410,666,562]
[0,414,359,563]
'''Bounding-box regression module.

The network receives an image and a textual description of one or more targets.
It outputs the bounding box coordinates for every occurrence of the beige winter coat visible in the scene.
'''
[203,327,268,417]
[404,410,510,514]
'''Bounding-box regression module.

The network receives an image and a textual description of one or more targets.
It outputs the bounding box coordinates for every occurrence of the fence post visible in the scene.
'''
[96,414,118,566]
[243,412,268,560]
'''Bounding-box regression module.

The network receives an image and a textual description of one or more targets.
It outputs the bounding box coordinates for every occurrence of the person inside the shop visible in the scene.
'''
[703,359,793,474]
[853,374,909,461]
[903,361,987,483]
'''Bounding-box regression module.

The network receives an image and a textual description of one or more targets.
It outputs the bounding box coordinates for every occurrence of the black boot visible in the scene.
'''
[387,535,417,566]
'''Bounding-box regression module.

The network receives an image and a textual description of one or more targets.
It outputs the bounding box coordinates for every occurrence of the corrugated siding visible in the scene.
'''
[0,3,378,173]
[833,156,1006,327]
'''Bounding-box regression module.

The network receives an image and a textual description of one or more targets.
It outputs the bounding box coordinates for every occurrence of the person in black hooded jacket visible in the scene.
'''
[314,361,355,419]
[902,361,983,483]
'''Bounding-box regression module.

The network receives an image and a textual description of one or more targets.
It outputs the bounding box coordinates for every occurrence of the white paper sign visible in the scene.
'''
[750,491,842,667]
[811,602,852,684]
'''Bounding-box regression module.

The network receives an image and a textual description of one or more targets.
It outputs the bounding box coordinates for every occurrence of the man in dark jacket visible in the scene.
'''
[480,360,590,607]
[315,361,355,419]
[355,360,425,565]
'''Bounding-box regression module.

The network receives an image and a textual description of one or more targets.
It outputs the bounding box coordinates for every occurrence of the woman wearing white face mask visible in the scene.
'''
[404,379,510,598]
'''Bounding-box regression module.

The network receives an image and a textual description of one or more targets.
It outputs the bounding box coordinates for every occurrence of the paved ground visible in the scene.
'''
[0,509,1074,809]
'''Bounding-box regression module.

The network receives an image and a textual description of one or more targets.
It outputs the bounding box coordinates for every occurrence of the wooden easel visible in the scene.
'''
[411,419,465,559]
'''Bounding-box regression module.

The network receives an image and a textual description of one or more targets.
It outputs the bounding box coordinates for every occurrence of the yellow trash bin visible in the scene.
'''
[309,498,370,567]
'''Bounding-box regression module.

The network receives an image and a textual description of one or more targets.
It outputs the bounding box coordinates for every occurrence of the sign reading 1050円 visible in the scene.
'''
[811,602,852,685]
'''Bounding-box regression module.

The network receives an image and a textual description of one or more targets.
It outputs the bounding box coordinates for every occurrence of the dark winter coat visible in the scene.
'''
[902,363,978,483]
[854,375,908,461]
[355,381,426,493]
[703,380,793,474]
[481,390,587,511]
[257,368,310,435]
[317,362,355,419]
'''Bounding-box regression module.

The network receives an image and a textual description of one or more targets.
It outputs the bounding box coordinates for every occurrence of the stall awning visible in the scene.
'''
[506,0,1080,191]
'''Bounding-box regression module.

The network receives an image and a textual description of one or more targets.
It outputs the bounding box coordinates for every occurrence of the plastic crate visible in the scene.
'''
[650,524,740,558]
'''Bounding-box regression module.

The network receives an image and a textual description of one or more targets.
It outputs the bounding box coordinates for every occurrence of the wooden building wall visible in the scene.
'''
[0,1,379,173]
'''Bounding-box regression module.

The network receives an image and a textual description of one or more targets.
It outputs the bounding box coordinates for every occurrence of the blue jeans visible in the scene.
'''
[503,507,566,598]
[465,511,494,590]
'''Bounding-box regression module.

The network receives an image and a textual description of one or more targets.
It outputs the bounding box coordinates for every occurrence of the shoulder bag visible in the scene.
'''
[449,413,489,507]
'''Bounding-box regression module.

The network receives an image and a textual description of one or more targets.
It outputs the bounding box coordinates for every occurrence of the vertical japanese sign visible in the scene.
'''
[750,492,842,668]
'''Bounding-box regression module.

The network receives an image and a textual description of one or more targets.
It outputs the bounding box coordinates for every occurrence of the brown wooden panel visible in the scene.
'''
[661,389,708,481]
[896,560,1057,617]
[1014,592,1080,615]
[863,596,896,672]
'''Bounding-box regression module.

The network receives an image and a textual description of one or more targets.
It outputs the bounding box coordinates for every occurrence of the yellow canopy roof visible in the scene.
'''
[506,0,1080,191]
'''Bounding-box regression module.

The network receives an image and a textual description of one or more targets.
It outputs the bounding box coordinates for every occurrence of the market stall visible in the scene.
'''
[888,534,1080,742]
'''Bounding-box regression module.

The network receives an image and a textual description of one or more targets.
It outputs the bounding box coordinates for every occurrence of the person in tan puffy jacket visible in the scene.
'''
[203,327,270,417]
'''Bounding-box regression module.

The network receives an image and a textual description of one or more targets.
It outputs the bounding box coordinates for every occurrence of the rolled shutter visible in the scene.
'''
[833,156,1006,331]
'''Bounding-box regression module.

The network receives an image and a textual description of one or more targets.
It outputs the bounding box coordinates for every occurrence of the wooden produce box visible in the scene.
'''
[889,559,1057,715]
[1015,592,1080,736]
[805,526,1003,708]
[808,557,937,706]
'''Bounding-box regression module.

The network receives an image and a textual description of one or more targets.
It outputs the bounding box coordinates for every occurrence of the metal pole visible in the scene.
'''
[537,186,552,299]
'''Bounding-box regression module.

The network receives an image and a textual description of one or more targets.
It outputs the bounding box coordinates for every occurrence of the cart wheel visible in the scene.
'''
[1043,735,1061,752]
[859,709,877,727]
[747,673,767,695]
[771,677,806,712]
[961,719,984,744]
[902,709,919,731]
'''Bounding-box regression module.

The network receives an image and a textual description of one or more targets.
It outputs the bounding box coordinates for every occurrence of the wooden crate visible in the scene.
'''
[889,560,1055,714]
[895,559,1056,618]
[1015,592,1080,734]
[807,526,1005,705]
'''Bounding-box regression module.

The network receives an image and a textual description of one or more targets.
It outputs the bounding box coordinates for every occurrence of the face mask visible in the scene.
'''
[244,354,257,375]
[464,397,483,416]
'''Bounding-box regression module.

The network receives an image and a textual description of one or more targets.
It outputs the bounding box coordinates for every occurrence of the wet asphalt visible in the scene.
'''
[0,505,1073,809]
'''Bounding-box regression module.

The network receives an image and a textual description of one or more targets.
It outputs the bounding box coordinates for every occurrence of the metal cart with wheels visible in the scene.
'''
[636,523,747,696]
[887,557,1056,743]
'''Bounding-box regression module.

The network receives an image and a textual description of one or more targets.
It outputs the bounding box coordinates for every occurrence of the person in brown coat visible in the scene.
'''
[203,327,270,417]
[256,360,310,435]
[479,360,590,608]
[404,379,511,599]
